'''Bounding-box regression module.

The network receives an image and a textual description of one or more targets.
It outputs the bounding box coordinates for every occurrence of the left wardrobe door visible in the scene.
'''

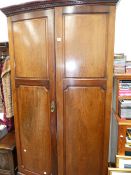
[8,9,57,175]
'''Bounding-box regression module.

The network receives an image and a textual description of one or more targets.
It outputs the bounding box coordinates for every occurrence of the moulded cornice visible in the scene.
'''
[1,0,119,16]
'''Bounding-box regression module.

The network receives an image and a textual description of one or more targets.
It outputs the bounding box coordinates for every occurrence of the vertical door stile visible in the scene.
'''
[55,7,64,175]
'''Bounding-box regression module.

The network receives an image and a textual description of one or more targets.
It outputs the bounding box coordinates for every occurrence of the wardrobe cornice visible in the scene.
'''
[1,0,119,17]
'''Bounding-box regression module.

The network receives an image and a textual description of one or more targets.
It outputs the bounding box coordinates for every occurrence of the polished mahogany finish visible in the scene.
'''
[15,78,50,89]
[17,86,52,174]
[64,87,105,175]
[1,0,119,16]
[3,1,118,175]
[64,13,107,78]
[8,9,57,175]
[55,5,116,175]
[13,18,48,78]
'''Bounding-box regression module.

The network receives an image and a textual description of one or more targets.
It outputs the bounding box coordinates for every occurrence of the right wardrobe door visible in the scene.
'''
[55,5,116,175]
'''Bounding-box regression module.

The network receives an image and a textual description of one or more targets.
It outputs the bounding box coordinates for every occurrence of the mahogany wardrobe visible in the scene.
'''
[2,0,119,175]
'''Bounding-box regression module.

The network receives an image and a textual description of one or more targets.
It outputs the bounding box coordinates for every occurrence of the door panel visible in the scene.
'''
[17,86,51,174]
[56,5,115,175]
[64,14,107,78]
[13,18,48,78]
[9,9,57,175]
[64,87,105,175]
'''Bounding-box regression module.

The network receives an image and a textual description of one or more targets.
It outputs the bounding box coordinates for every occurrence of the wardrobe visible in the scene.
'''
[1,0,119,175]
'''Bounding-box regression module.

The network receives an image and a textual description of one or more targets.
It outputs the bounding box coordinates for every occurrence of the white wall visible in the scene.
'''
[0,0,131,59]
[0,10,8,42]
[115,0,131,60]
[0,0,34,8]
[0,0,34,42]
[0,0,28,42]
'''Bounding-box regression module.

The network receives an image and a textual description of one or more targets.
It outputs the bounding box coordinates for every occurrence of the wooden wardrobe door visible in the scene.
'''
[8,10,57,175]
[56,5,115,175]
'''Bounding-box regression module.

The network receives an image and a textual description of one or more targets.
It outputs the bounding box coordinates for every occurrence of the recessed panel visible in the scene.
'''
[64,14,107,78]
[13,18,48,78]
[17,86,51,174]
[64,87,105,175]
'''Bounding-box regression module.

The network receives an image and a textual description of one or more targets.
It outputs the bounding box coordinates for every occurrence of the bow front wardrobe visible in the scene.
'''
[1,0,119,175]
